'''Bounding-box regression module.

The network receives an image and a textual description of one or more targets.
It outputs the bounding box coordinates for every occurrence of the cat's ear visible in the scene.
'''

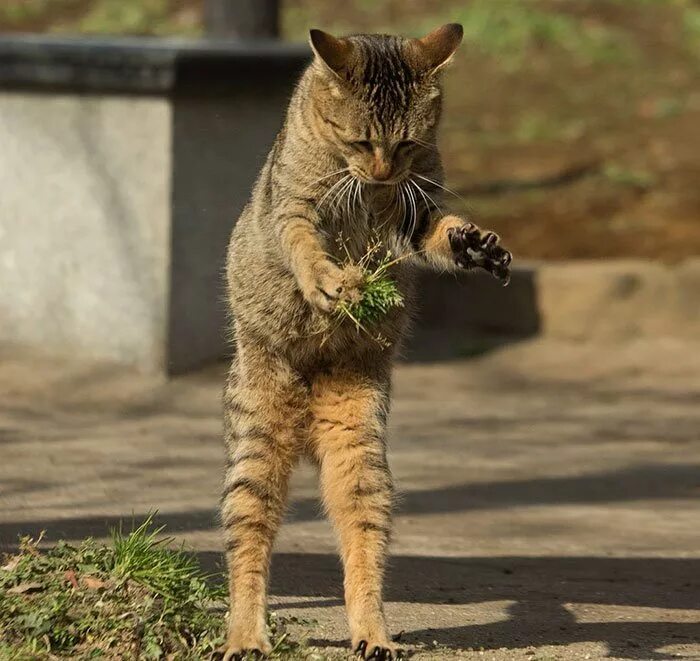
[309,29,353,77]
[407,23,463,74]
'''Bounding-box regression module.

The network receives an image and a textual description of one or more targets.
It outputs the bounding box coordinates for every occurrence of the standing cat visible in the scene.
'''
[221,24,511,660]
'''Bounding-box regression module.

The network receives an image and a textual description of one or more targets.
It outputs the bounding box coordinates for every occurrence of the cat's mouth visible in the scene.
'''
[351,168,409,186]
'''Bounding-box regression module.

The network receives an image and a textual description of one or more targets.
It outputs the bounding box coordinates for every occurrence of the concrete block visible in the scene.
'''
[0,36,308,373]
[536,259,700,341]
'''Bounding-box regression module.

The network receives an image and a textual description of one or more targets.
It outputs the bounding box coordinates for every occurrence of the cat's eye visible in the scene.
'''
[396,140,416,151]
[351,140,373,152]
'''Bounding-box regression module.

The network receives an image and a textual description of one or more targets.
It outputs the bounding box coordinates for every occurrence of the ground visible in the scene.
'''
[1,0,699,260]
[2,338,699,660]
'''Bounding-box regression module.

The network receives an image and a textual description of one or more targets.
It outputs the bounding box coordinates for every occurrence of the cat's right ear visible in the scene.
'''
[407,23,464,74]
[309,29,353,77]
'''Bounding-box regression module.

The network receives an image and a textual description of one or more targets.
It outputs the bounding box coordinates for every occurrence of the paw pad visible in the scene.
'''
[449,223,512,285]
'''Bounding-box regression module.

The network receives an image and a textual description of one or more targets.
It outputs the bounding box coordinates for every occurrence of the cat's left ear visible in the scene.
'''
[406,23,464,74]
[309,29,353,77]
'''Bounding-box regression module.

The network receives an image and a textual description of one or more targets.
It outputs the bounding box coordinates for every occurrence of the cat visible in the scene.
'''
[220,24,511,660]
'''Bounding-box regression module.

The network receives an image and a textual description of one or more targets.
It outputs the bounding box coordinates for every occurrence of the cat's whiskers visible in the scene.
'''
[409,177,442,216]
[400,182,409,230]
[412,172,463,201]
[316,173,353,211]
[346,179,355,219]
[308,167,351,189]
[410,137,439,153]
[330,175,357,216]
[397,181,409,238]
[353,179,364,214]
[322,174,368,221]
[399,181,409,238]
[373,184,398,230]
[405,180,419,241]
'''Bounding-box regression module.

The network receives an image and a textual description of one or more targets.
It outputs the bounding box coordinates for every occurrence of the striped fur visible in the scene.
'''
[220,25,469,659]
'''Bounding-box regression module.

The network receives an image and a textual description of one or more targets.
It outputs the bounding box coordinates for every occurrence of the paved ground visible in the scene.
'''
[1,338,699,660]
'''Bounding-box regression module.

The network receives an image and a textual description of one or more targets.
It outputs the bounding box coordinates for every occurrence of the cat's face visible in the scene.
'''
[309,25,463,185]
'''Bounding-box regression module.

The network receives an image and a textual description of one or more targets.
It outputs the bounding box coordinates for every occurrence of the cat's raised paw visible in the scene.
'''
[447,223,512,286]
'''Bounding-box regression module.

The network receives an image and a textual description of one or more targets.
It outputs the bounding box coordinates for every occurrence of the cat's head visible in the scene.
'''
[308,24,463,185]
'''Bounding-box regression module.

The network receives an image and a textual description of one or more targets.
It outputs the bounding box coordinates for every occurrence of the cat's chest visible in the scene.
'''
[322,194,408,263]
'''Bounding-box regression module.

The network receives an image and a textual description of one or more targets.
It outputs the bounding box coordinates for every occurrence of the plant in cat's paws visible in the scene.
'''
[334,244,405,346]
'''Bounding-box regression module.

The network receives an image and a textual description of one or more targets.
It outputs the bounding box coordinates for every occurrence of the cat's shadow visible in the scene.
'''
[197,551,699,661]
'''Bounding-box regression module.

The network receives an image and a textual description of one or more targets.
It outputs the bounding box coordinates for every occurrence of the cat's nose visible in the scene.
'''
[371,159,392,181]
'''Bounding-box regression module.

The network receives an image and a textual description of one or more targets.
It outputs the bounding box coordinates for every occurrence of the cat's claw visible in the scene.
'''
[355,640,403,660]
[447,224,512,286]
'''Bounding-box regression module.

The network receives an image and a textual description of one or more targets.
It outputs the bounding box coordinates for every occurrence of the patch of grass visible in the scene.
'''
[647,96,685,119]
[0,515,301,660]
[443,1,633,69]
[0,0,200,36]
[602,164,657,189]
[76,0,199,36]
[0,0,82,28]
[512,112,588,144]
[682,6,700,56]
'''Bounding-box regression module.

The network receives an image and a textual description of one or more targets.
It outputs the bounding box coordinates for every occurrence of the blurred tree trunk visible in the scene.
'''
[205,0,280,39]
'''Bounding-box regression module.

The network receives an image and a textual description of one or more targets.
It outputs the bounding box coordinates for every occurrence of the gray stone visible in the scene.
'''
[0,36,308,373]
[0,93,171,368]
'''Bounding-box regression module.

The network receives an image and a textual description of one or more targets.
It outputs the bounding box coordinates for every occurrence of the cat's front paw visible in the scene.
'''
[304,261,363,313]
[447,223,512,285]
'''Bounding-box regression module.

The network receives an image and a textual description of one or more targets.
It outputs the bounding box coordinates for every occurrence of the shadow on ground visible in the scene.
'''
[2,464,699,659]
[262,553,697,661]
[3,461,698,544]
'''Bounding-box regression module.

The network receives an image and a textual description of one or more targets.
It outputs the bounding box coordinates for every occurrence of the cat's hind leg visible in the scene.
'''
[309,368,399,660]
[220,347,306,660]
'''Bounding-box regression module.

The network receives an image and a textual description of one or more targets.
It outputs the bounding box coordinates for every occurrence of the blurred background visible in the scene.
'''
[2,0,699,259]
[1,4,699,660]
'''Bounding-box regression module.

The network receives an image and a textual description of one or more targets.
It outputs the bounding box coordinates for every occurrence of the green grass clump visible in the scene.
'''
[0,0,200,36]
[336,249,405,342]
[602,164,657,190]
[0,0,80,28]
[443,0,633,69]
[0,515,300,660]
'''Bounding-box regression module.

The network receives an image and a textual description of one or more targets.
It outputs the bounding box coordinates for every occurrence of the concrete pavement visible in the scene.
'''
[1,338,699,659]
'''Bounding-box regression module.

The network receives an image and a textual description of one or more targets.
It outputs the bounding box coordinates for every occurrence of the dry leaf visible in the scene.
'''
[64,569,79,589]
[1,556,21,572]
[7,581,43,594]
[82,576,108,590]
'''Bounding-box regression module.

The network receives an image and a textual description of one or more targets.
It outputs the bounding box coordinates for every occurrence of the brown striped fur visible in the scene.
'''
[220,24,507,659]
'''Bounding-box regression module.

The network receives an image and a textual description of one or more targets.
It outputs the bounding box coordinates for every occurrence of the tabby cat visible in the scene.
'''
[221,24,511,660]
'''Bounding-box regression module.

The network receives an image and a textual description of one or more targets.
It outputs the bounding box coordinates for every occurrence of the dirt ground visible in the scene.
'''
[287,0,700,261]
[2,338,699,660]
[2,0,698,260]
